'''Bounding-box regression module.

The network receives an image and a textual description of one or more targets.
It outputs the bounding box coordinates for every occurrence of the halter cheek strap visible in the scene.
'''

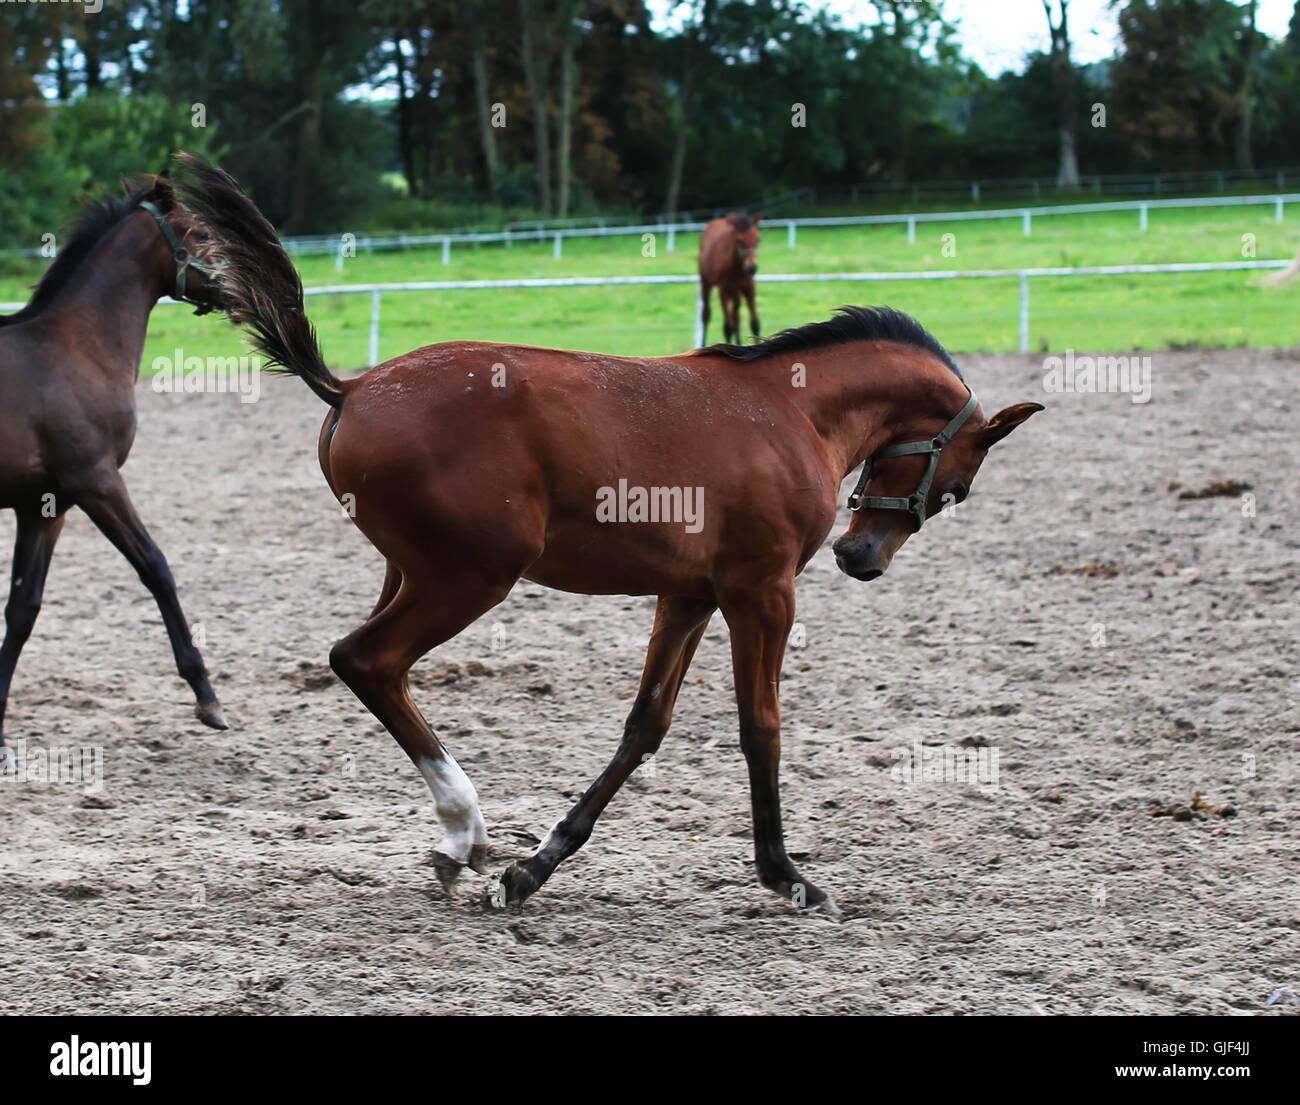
[846,388,979,533]
[139,200,225,315]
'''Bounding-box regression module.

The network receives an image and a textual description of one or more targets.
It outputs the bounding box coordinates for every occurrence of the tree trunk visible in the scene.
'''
[519,0,552,215]
[555,1,582,218]
[665,0,713,216]
[1043,0,1080,190]
[469,10,499,196]
[392,32,418,195]
[1236,0,1258,171]
[286,61,324,234]
[664,63,693,216]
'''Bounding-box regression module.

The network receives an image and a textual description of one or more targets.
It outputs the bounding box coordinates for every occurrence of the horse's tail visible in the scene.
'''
[1260,250,1300,287]
[174,153,344,409]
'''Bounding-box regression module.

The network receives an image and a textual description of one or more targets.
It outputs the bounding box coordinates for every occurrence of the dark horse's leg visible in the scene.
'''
[743,283,760,342]
[698,278,712,346]
[0,508,66,748]
[76,469,227,730]
[497,595,715,905]
[719,579,839,916]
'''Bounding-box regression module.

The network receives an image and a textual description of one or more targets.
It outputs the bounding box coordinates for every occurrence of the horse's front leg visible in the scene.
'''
[743,283,760,341]
[722,289,741,344]
[720,579,840,916]
[0,508,66,749]
[496,595,716,906]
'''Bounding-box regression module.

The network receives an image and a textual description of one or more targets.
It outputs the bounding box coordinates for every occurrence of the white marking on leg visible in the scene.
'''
[417,754,488,865]
[533,818,564,857]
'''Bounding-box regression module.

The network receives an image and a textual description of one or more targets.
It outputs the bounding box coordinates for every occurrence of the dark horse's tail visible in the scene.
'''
[174,153,344,409]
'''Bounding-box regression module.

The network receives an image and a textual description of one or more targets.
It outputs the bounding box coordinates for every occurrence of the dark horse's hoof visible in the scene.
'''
[195,700,229,730]
[487,861,540,909]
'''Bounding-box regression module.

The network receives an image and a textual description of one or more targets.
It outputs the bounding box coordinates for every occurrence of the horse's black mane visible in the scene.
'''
[0,191,149,326]
[702,304,963,381]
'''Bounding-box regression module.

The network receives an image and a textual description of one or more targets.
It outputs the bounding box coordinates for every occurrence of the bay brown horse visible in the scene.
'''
[183,157,1042,914]
[0,170,228,749]
[698,212,761,344]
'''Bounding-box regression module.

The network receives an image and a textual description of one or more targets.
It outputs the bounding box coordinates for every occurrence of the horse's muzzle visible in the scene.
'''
[833,535,887,581]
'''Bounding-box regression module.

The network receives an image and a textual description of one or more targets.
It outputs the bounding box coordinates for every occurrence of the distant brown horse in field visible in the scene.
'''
[0,169,228,750]
[186,157,1042,914]
[698,212,761,344]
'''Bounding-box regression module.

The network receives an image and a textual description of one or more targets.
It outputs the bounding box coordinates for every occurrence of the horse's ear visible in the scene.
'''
[148,171,176,211]
[119,173,135,196]
[977,402,1043,448]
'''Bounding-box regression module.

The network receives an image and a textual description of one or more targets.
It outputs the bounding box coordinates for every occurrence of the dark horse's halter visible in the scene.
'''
[140,200,224,315]
[846,388,979,532]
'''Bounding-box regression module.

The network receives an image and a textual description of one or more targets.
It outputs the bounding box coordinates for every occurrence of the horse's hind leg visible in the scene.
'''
[497,595,715,906]
[76,469,226,730]
[0,509,66,749]
[370,560,402,618]
[743,284,760,341]
[329,570,520,891]
[698,279,712,345]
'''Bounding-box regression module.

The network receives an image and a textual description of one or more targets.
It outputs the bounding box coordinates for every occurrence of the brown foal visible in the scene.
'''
[698,212,761,344]
[182,156,1041,914]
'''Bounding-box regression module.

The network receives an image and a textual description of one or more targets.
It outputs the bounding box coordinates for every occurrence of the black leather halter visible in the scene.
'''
[846,388,979,532]
[139,200,224,315]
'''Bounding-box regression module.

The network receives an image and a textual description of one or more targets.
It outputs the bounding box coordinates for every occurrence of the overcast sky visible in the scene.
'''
[646,0,1298,76]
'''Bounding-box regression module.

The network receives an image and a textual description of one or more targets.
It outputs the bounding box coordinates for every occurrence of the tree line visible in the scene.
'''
[3,0,1300,241]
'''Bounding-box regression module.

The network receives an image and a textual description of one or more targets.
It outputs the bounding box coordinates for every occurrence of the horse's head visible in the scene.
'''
[727,212,761,276]
[831,394,1043,581]
[127,168,226,315]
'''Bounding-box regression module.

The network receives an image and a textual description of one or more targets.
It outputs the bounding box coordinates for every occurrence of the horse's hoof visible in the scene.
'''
[806,895,843,921]
[431,850,465,895]
[467,843,490,875]
[489,861,539,908]
[196,700,229,730]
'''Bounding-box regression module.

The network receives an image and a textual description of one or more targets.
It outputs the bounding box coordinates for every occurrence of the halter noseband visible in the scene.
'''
[139,200,224,315]
[846,388,979,533]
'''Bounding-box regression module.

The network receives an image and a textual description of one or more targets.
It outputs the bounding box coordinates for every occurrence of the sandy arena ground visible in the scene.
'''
[0,346,1296,1015]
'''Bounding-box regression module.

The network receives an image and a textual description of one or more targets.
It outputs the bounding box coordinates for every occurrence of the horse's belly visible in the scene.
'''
[523,521,715,599]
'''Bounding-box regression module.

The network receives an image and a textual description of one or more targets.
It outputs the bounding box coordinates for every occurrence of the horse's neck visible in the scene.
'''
[792,345,958,477]
[40,217,163,380]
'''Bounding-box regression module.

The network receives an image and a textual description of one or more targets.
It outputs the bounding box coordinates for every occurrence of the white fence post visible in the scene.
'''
[1023,211,1031,237]
[1019,274,1030,354]
[1139,203,1148,232]
[554,232,562,259]
[667,226,676,253]
[442,237,450,265]
[907,217,916,244]
[788,223,796,249]
[694,292,705,349]
[369,289,381,367]
[1276,198,1285,223]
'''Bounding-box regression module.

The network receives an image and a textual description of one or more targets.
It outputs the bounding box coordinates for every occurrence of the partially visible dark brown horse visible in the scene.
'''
[185,158,1042,915]
[698,212,761,344]
[0,169,228,749]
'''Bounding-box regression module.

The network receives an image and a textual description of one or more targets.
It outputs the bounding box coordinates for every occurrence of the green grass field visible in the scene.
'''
[3,202,1297,371]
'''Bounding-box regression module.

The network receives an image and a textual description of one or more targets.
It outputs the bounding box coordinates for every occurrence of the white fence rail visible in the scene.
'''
[3,259,1288,362]
[265,192,1300,262]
